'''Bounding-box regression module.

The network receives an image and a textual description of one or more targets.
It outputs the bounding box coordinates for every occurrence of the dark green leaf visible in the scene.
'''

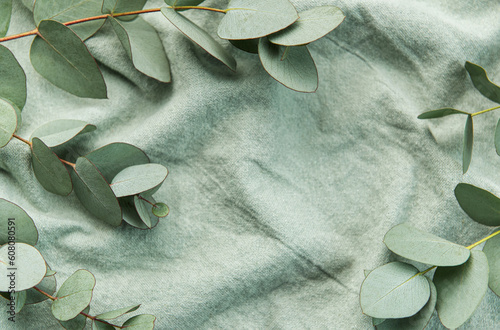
[34,0,104,40]
[71,157,122,226]
[218,0,298,40]
[0,0,12,37]
[110,163,168,198]
[122,314,156,329]
[269,6,344,46]
[102,0,147,20]
[151,202,169,218]
[495,118,500,156]
[463,114,473,173]
[96,304,141,320]
[229,39,259,54]
[0,98,17,147]
[360,262,430,318]
[30,20,107,99]
[85,142,150,183]
[434,250,489,329]
[383,223,470,266]
[120,196,159,229]
[92,320,115,329]
[21,0,34,10]
[52,270,95,321]
[455,183,500,226]
[0,290,27,313]
[483,231,500,296]
[0,243,47,291]
[162,7,236,71]
[108,17,171,82]
[25,267,57,304]
[31,137,73,196]
[164,0,205,6]
[0,45,27,110]
[60,305,89,330]
[0,198,38,246]
[30,119,96,147]
[465,61,500,104]
[258,38,318,92]
[417,108,469,119]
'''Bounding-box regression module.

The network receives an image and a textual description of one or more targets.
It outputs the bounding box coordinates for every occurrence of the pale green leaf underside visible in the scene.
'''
[0,45,27,110]
[52,269,95,321]
[0,199,38,246]
[0,97,17,148]
[30,119,96,147]
[454,183,500,226]
[465,61,500,104]
[96,304,141,320]
[0,243,46,292]
[482,232,500,296]
[434,250,489,329]
[122,314,156,329]
[111,163,168,197]
[417,107,469,119]
[0,0,12,38]
[463,114,473,173]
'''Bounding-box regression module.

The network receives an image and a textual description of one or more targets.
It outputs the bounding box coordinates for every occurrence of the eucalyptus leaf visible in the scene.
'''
[258,38,318,92]
[0,45,27,110]
[31,137,73,196]
[495,118,500,156]
[110,163,168,197]
[0,97,17,148]
[229,39,259,54]
[383,223,470,266]
[218,0,298,40]
[454,183,500,226]
[417,107,469,119]
[162,7,236,71]
[152,202,169,218]
[164,0,205,6]
[60,305,89,330]
[0,198,38,246]
[102,0,147,20]
[12,100,22,132]
[92,320,115,329]
[434,250,489,329]
[360,262,430,319]
[0,290,27,313]
[0,243,47,292]
[96,304,141,320]
[483,231,500,296]
[51,269,96,321]
[122,314,156,329]
[25,268,57,304]
[21,0,34,10]
[134,195,156,228]
[269,6,344,46]
[30,20,107,99]
[120,196,159,229]
[108,17,171,82]
[30,120,96,147]
[45,268,56,276]
[465,61,500,104]
[71,157,122,227]
[463,114,473,174]
[0,0,12,37]
[372,318,385,326]
[34,0,104,40]
[85,142,150,182]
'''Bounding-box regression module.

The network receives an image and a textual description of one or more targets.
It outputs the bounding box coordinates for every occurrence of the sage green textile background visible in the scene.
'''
[2,0,500,328]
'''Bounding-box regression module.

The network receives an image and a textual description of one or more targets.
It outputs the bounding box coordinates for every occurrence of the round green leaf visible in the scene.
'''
[229,39,259,54]
[122,314,156,329]
[152,202,169,218]
[269,6,345,46]
[107,17,171,82]
[110,163,168,198]
[258,38,318,92]
[71,157,122,226]
[0,198,38,246]
[60,305,89,330]
[465,61,500,104]
[463,114,473,174]
[96,304,141,320]
[30,120,96,147]
[51,269,96,321]
[434,250,489,329]
[483,231,500,296]
[31,137,73,196]
[0,243,47,292]
[120,196,159,229]
[0,44,27,110]
[417,107,469,119]
[25,266,57,304]
[0,0,12,38]
[30,20,107,99]
[165,0,205,6]
[360,262,430,319]
[218,0,298,40]
[383,223,470,266]
[0,97,17,148]
[455,183,500,226]
[34,0,104,40]
[85,142,150,183]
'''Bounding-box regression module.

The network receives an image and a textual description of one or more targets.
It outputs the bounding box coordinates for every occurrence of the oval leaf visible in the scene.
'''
[162,7,236,71]
[30,120,96,147]
[0,97,17,148]
[34,0,104,40]
[134,195,156,228]
[218,0,298,40]
[1,290,27,314]
[110,163,168,198]
[51,269,95,321]
[102,0,147,19]
[434,250,489,329]
[96,304,141,320]
[31,137,73,196]
[60,305,89,330]
[92,320,115,329]
[463,114,473,173]
[71,157,122,226]
[122,314,156,329]
[258,38,318,92]
[165,0,205,6]
[417,107,469,119]
[465,61,500,104]
[30,20,107,99]
[152,202,169,218]
[0,243,47,292]
[120,196,159,229]
[0,43,27,110]
[454,183,500,226]
[0,0,12,38]
[360,262,430,318]
[85,143,150,183]
[0,199,38,246]
[269,6,345,46]
[483,231,500,296]
[383,223,470,266]
[107,17,171,82]
[495,118,500,156]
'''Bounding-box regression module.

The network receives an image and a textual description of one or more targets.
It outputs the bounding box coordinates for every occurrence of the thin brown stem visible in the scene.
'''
[12,134,32,147]
[60,158,76,169]
[139,195,157,208]
[33,286,56,300]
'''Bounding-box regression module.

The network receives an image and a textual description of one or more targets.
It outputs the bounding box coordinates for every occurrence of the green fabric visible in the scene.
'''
[1,0,500,328]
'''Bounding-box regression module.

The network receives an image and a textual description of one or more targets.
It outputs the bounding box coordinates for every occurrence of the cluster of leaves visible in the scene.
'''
[418,62,500,173]
[0,199,156,329]
[1,0,344,94]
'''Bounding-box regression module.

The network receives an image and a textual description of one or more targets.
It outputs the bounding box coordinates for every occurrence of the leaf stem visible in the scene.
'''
[471,105,500,117]
[32,286,56,300]
[60,158,76,169]
[138,195,157,208]
[12,134,32,147]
